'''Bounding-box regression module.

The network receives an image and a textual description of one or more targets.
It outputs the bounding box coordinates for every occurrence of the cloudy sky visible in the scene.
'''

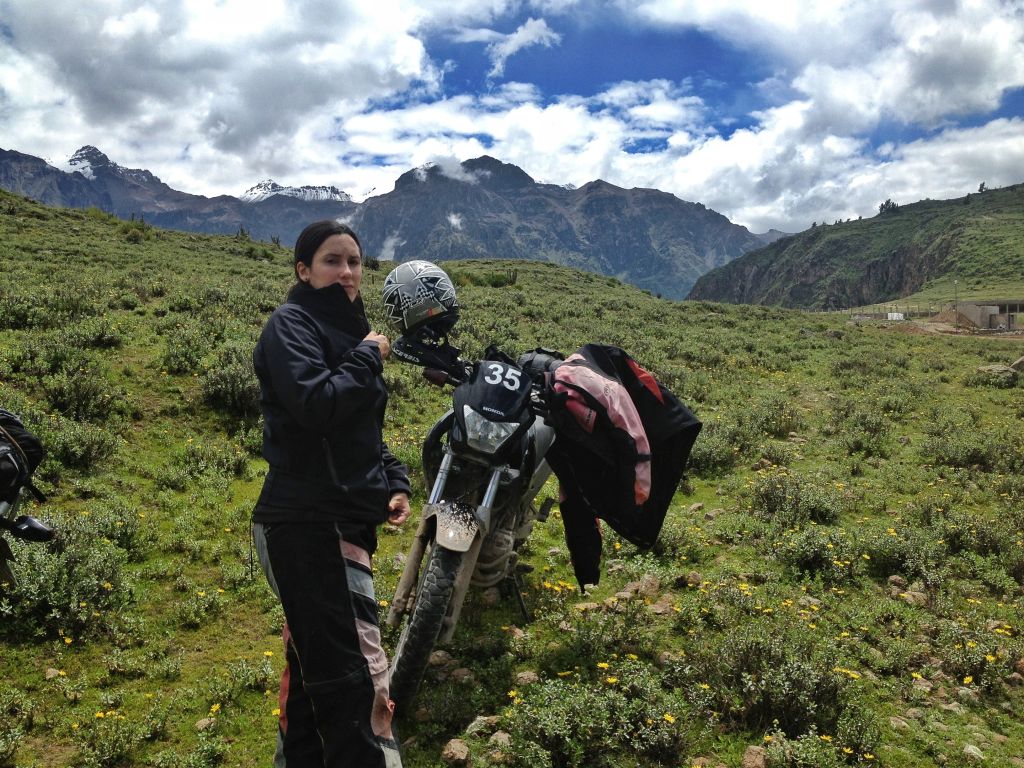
[2,0,1022,233]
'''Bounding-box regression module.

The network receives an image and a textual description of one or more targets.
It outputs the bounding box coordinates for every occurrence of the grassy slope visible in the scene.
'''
[689,184,1024,310]
[1,189,1023,767]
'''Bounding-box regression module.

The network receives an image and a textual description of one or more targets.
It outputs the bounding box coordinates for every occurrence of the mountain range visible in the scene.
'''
[0,146,772,299]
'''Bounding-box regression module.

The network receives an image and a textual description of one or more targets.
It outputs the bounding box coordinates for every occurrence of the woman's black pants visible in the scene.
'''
[253,522,402,768]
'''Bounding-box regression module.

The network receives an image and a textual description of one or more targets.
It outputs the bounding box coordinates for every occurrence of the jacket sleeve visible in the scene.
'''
[259,306,384,432]
[381,443,412,497]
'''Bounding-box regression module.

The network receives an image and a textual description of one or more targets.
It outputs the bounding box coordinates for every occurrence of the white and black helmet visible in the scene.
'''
[382,260,459,336]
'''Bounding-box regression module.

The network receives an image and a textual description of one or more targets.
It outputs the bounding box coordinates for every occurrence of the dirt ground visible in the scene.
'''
[855,313,1024,341]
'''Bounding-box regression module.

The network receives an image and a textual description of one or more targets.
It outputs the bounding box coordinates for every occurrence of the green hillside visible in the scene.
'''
[688,184,1024,310]
[1,189,1023,768]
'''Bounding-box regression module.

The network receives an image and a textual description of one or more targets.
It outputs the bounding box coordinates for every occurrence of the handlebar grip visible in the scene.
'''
[423,368,449,386]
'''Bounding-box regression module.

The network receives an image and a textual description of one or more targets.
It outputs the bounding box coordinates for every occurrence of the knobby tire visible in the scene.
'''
[389,542,462,713]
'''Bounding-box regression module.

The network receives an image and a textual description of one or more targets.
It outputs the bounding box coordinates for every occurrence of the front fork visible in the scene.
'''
[386,452,507,641]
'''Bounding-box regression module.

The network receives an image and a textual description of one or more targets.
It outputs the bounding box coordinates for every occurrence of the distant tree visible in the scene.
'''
[964,194,971,205]
[811,221,817,228]
[878,198,899,214]
[978,182,987,193]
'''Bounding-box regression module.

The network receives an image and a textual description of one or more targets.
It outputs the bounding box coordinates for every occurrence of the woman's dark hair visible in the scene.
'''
[293,220,363,279]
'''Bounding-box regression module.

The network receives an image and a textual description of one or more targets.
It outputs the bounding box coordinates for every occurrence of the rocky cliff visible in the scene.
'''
[687,184,1024,309]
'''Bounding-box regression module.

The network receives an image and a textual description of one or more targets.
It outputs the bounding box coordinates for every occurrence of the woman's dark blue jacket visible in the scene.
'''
[251,281,411,526]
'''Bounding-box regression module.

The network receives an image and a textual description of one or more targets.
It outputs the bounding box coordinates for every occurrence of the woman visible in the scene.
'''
[252,220,410,768]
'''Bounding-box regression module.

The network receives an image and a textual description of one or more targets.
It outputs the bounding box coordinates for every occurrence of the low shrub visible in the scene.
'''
[751,469,843,529]
[34,412,121,473]
[501,661,692,768]
[774,526,858,584]
[154,439,249,491]
[664,616,873,741]
[200,342,260,419]
[856,524,941,584]
[0,516,132,640]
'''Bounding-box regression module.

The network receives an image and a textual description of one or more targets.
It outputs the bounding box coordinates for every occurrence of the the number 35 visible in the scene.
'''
[484,363,522,391]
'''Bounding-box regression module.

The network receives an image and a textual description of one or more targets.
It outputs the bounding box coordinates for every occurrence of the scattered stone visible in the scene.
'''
[442,738,471,765]
[940,702,965,714]
[689,502,704,513]
[430,650,455,667]
[890,716,911,731]
[45,668,61,680]
[481,587,501,606]
[1006,673,1024,687]
[509,626,526,640]
[798,595,821,608]
[928,720,950,733]
[615,590,634,601]
[393,551,406,566]
[648,594,676,615]
[465,716,500,736]
[913,678,934,693]
[451,668,475,684]
[576,602,600,613]
[741,745,767,768]
[656,651,676,668]
[905,708,925,720]
[195,717,216,731]
[638,574,660,597]
[901,591,929,607]
[488,731,512,748]
[515,670,539,686]
[1010,355,1024,372]
[888,575,908,589]
[975,364,1017,386]
[1015,657,1024,675]
[546,547,562,557]
[899,435,911,445]
[963,744,985,762]
[687,571,704,587]
[955,686,979,704]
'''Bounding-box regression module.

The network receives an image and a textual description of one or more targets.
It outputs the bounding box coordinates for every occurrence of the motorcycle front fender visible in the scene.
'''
[423,501,480,553]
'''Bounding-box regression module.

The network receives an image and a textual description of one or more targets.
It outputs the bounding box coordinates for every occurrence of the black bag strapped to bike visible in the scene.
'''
[542,344,702,587]
[0,408,46,505]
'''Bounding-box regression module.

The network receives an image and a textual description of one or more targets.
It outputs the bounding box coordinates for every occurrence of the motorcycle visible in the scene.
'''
[385,333,559,711]
[0,492,55,589]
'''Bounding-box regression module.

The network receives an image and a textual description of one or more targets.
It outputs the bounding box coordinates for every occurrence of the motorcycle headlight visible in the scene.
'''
[463,406,520,454]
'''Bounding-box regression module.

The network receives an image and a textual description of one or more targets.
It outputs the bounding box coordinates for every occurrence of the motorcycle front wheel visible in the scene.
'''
[388,541,462,713]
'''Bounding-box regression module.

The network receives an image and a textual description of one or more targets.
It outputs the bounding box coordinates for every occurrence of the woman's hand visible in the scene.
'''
[364,331,391,359]
[387,492,411,525]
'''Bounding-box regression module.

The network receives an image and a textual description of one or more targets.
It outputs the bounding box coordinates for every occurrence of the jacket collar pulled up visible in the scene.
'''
[286,281,370,338]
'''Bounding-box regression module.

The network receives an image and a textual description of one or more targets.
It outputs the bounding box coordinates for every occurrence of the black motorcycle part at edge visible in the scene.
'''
[0,514,55,542]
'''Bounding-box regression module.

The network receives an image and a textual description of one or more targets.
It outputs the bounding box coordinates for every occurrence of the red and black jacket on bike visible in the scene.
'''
[543,344,702,587]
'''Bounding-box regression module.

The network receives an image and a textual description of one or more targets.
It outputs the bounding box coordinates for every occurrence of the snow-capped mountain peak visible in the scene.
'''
[63,145,112,180]
[239,179,352,204]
